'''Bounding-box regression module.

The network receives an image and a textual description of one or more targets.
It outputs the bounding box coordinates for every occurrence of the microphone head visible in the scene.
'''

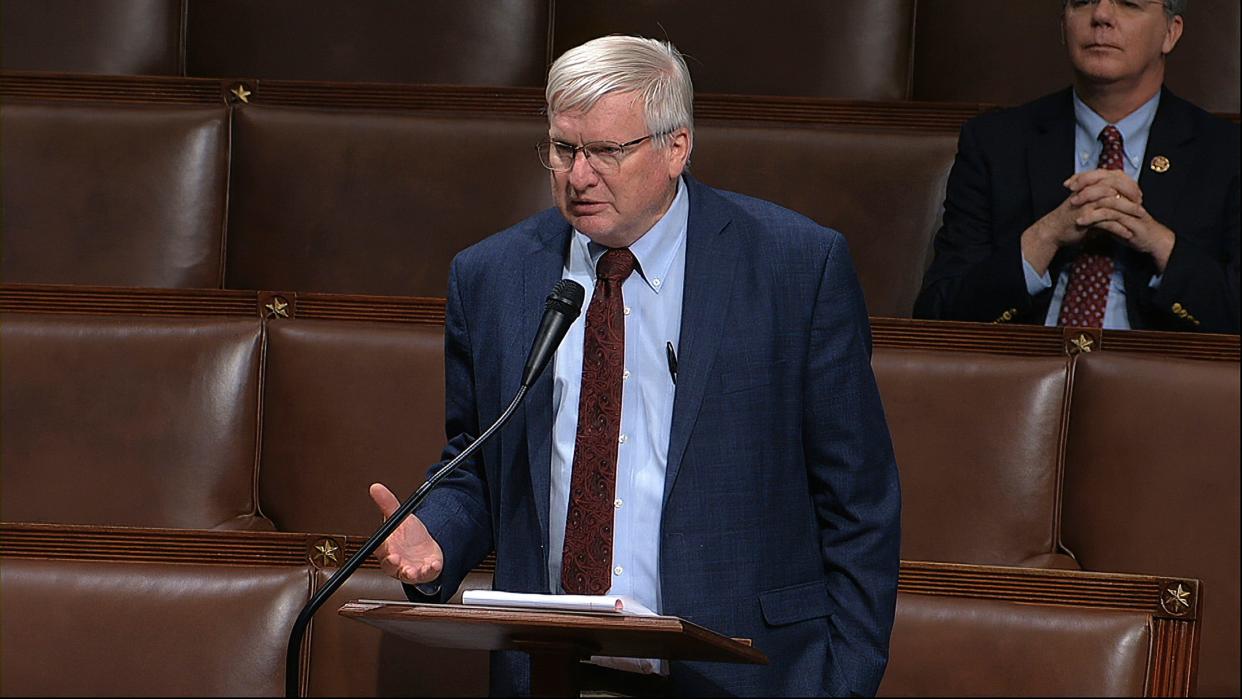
[547,279,585,320]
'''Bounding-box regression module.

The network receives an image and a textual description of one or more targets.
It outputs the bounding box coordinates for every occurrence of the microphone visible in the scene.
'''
[284,279,584,697]
[522,279,585,388]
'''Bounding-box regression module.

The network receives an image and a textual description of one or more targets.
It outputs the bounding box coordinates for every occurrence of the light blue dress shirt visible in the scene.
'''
[1022,90,1162,328]
[548,177,688,616]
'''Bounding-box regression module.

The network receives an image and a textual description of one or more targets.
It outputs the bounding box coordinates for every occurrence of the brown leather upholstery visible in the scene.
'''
[0,313,270,530]
[185,0,549,87]
[307,568,489,696]
[224,106,552,296]
[0,100,229,288]
[0,0,183,75]
[872,348,1075,567]
[691,125,957,318]
[551,0,915,100]
[0,557,308,696]
[259,320,447,535]
[1061,352,1240,697]
[879,593,1150,696]
[911,0,1241,114]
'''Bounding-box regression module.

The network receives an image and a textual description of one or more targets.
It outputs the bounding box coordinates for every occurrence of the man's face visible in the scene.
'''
[548,91,690,249]
[1063,0,1183,89]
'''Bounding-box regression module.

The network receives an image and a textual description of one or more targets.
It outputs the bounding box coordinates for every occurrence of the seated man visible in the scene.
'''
[369,35,901,696]
[915,0,1238,333]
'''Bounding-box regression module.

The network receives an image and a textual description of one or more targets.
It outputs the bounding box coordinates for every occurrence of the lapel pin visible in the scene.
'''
[1150,155,1170,173]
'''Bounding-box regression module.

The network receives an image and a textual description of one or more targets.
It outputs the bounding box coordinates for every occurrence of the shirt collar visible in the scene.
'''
[1072,89,1161,171]
[574,176,689,294]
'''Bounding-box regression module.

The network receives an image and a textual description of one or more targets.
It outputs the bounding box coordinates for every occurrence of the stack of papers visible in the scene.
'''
[461,590,658,616]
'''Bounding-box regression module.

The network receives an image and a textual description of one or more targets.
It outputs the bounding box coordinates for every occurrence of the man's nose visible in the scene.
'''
[1091,0,1118,23]
[567,150,599,188]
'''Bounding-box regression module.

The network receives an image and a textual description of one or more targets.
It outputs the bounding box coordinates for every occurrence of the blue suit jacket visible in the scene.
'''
[413,176,901,696]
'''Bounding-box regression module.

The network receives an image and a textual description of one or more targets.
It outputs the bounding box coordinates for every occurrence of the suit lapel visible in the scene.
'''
[1028,89,1076,260]
[519,221,572,553]
[663,180,740,508]
[1136,89,1193,242]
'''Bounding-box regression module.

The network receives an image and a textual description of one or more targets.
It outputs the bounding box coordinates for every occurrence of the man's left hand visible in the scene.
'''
[1066,169,1176,273]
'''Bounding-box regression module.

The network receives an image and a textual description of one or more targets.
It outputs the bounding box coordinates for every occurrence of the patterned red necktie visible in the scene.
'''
[561,247,635,595]
[1057,125,1125,328]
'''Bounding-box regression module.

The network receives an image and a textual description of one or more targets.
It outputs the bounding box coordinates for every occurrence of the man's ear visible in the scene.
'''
[1162,15,1184,56]
[665,128,692,179]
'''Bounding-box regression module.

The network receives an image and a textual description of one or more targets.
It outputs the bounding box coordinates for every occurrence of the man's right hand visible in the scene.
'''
[1021,168,1144,275]
[368,482,445,585]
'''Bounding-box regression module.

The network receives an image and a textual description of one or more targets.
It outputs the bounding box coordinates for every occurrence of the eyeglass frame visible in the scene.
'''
[535,132,668,173]
[1064,0,1171,15]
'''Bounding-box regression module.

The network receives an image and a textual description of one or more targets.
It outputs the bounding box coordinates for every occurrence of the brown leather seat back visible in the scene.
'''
[1061,352,1240,697]
[225,106,552,296]
[185,0,549,86]
[879,593,1150,696]
[0,100,229,288]
[552,0,915,100]
[0,556,308,696]
[872,348,1072,566]
[691,125,956,318]
[911,0,1241,113]
[0,313,268,530]
[259,319,447,534]
[0,0,183,75]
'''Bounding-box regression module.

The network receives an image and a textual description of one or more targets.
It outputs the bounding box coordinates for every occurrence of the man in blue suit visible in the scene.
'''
[369,35,901,696]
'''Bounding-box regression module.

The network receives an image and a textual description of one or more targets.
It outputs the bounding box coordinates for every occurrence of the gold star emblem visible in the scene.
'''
[265,297,290,319]
[231,84,252,103]
[1149,155,1170,173]
[1162,583,1191,614]
[1069,334,1094,354]
[312,539,339,568]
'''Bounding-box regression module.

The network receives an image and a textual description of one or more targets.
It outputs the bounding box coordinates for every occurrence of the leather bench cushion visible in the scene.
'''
[878,592,1150,696]
[259,320,446,534]
[691,125,956,318]
[552,0,915,100]
[1062,352,1240,697]
[872,348,1072,566]
[225,106,552,296]
[1,0,183,75]
[0,313,268,530]
[186,0,548,86]
[0,557,309,696]
[0,100,228,288]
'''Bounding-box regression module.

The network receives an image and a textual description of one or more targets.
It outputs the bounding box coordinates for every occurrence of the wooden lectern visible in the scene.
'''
[339,601,767,696]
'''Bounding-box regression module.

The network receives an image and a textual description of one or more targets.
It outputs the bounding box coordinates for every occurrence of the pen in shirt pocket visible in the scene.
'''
[665,342,678,384]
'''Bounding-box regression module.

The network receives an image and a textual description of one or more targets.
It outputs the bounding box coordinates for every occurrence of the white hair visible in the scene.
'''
[545,35,694,148]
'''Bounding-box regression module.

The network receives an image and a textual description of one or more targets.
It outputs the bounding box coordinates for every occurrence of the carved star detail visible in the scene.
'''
[313,539,339,567]
[1164,583,1191,611]
[231,84,252,103]
[1070,334,1095,354]
[265,297,289,318]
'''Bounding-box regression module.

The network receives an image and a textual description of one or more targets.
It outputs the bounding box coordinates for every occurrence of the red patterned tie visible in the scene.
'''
[561,247,635,595]
[1057,125,1125,328]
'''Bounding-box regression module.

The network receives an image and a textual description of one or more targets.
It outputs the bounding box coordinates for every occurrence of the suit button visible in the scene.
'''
[1172,302,1183,312]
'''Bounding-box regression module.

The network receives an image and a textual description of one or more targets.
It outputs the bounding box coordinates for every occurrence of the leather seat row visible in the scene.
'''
[0,522,1203,696]
[1,291,1237,694]
[2,0,1238,112]
[1,93,956,317]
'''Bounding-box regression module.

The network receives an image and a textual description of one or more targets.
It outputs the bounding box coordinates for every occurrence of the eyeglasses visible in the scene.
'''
[536,134,660,173]
[1066,0,1167,15]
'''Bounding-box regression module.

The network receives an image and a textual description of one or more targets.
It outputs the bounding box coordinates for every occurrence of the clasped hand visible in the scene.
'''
[1025,168,1175,273]
[368,483,445,585]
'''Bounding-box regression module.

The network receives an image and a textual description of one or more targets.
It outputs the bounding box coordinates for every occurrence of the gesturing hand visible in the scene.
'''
[368,482,445,585]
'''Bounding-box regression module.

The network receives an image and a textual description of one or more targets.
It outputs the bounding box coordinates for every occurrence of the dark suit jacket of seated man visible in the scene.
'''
[915,0,1239,333]
[367,35,901,697]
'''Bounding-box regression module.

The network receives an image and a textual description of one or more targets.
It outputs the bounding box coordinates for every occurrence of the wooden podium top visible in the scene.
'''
[339,600,767,665]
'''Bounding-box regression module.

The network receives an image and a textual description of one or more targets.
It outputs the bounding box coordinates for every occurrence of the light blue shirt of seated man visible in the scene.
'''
[548,175,688,615]
[1022,89,1162,329]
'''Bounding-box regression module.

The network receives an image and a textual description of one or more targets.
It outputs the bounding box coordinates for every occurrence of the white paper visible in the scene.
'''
[461,590,658,616]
